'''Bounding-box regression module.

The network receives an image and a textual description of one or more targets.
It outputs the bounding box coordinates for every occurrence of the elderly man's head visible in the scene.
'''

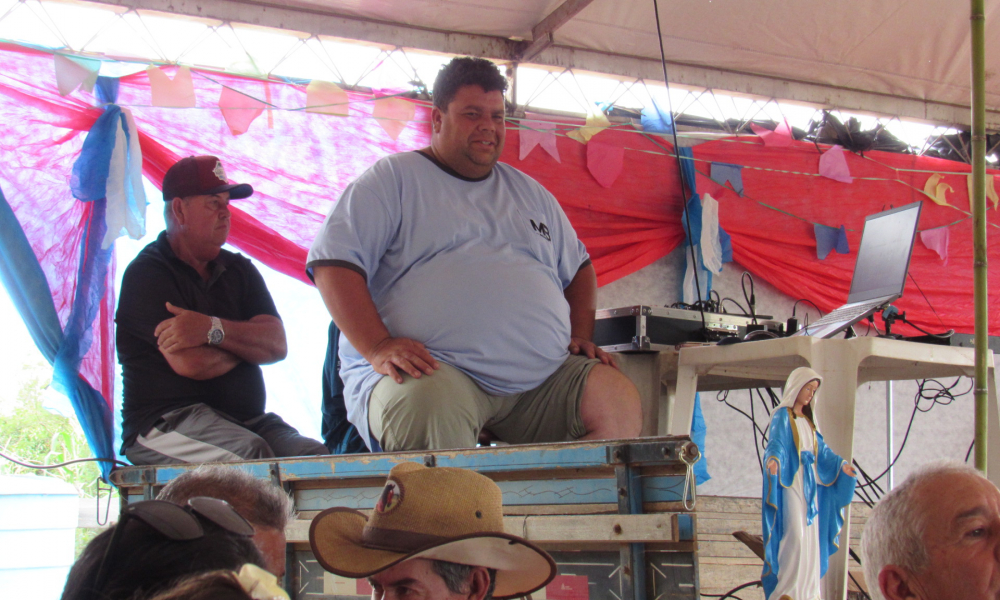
[309,463,555,600]
[158,466,294,578]
[861,462,1000,600]
[161,156,252,260]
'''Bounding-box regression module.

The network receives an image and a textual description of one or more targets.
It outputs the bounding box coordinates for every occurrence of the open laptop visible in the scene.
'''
[793,201,922,338]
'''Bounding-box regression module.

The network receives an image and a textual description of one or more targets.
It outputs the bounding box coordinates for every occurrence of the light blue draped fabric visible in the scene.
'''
[0,185,116,480]
[0,75,141,481]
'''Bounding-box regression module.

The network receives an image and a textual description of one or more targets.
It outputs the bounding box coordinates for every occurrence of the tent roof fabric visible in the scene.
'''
[84,0,1000,128]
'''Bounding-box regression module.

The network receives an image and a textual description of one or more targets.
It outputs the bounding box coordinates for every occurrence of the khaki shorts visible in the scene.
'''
[369,354,599,451]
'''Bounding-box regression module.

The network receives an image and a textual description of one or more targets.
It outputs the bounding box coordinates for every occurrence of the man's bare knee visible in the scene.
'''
[579,365,642,440]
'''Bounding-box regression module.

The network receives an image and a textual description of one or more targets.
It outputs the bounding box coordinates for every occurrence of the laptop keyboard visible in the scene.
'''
[802,298,885,331]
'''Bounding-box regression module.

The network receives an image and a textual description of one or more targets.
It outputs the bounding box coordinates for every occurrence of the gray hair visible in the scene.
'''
[163,196,194,232]
[430,561,497,600]
[157,466,294,531]
[860,461,985,600]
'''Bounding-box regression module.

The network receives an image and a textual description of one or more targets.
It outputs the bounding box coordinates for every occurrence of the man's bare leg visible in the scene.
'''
[578,364,642,439]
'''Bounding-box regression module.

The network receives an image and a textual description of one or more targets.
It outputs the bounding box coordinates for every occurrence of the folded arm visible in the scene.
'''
[155,303,287,379]
[312,264,438,384]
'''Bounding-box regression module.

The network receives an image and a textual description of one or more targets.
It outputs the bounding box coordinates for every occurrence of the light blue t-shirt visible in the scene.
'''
[307,152,590,447]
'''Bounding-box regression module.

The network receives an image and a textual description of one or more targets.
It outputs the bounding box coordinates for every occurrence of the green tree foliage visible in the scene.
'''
[0,365,101,498]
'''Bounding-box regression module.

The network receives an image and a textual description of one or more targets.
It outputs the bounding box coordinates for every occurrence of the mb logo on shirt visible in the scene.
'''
[530,219,552,241]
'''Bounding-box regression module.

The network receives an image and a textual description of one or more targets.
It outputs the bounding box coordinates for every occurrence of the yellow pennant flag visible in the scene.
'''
[567,111,610,144]
[305,80,349,116]
[966,173,1000,210]
[373,97,415,141]
[923,173,954,207]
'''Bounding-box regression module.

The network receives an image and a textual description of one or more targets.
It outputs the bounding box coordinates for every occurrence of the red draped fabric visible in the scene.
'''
[1,39,998,438]
[692,139,1000,335]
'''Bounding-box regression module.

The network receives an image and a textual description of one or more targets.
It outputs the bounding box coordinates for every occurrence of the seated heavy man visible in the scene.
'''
[116,155,326,465]
[308,56,641,452]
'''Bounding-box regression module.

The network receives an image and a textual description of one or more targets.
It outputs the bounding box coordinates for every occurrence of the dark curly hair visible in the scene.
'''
[432,57,508,111]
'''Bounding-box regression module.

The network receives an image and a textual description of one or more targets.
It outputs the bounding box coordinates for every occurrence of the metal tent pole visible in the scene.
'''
[971,0,988,472]
[886,381,894,489]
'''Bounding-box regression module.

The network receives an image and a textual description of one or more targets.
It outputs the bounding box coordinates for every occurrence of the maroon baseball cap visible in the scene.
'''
[162,155,253,201]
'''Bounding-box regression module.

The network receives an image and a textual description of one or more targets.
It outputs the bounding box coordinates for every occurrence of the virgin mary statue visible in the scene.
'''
[762,367,857,600]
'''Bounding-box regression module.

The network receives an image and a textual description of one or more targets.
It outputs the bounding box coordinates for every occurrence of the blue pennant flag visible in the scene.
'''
[710,162,744,195]
[815,224,850,259]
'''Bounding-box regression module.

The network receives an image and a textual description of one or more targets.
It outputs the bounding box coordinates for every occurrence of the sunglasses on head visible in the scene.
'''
[91,496,256,598]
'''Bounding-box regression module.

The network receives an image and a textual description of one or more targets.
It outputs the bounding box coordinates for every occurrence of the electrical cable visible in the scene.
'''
[0,448,129,470]
[856,378,970,490]
[907,271,946,327]
[792,299,824,317]
[900,316,954,338]
[700,580,760,599]
[741,272,758,324]
[721,297,750,315]
[711,289,722,312]
[716,390,771,440]
[846,549,872,600]
[753,388,774,420]
[653,0,709,338]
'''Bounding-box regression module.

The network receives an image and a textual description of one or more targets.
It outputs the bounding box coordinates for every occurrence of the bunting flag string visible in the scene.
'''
[7,39,1000,472]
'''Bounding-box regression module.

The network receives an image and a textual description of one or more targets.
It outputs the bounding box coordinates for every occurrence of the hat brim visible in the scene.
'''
[205,182,253,200]
[309,508,556,600]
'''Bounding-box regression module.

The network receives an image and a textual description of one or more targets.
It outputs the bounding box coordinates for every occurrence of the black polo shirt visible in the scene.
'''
[115,231,280,450]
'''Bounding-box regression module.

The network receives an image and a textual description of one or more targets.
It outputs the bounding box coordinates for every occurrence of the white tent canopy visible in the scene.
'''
[85,0,1000,128]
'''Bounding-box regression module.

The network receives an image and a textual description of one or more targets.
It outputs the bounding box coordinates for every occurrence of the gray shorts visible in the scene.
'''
[124,403,327,465]
[369,354,600,451]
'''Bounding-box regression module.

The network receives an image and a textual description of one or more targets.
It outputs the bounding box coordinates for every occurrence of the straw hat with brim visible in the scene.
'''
[309,463,556,599]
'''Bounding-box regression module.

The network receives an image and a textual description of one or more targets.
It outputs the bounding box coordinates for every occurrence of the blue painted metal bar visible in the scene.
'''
[432,444,612,471]
[292,475,687,511]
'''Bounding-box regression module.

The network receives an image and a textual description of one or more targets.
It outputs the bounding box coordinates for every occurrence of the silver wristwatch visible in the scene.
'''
[207,316,225,345]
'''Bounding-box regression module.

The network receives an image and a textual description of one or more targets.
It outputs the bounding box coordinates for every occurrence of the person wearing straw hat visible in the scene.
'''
[309,462,556,600]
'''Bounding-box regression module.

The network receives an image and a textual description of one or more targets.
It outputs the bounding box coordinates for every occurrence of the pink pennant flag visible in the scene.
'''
[147,66,196,108]
[819,145,853,183]
[305,80,349,116]
[519,120,560,162]
[919,226,949,264]
[373,97,415,141]
[218,86,266,136]
[53,54,99,96]
[751,119,793,147]
[587,135,623,188]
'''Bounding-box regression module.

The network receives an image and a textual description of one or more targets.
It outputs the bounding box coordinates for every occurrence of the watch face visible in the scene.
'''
[209,328,224,345]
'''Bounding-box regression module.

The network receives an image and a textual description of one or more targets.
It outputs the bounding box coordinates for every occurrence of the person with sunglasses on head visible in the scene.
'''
[61,497,274,600]
[157,466,294,578]
[115,155,327,465]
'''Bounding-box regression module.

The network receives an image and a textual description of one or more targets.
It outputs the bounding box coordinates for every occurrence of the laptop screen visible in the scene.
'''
[847,202,922,304]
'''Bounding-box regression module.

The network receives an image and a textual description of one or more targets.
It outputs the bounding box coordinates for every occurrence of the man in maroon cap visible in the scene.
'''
[115,155,326,465]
